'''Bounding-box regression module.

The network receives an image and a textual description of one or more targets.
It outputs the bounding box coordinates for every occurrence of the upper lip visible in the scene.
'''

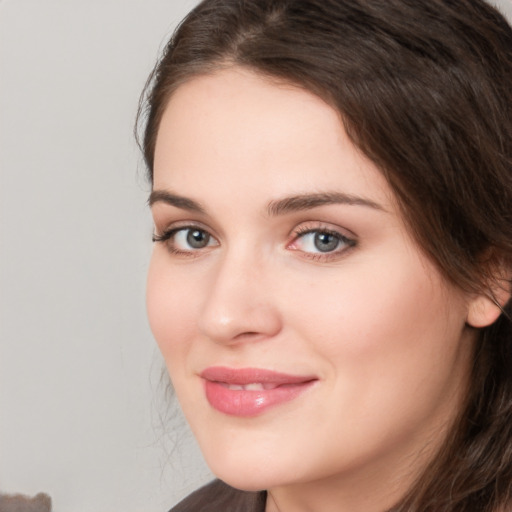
[200,366,317,385]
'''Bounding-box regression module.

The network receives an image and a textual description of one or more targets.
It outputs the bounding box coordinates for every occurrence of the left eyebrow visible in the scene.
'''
[267,192,385,216]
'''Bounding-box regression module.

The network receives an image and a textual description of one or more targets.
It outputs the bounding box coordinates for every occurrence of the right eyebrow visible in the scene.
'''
[148,190,206,214]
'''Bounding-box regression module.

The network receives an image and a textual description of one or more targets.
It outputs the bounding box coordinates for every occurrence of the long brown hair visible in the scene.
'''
[137,0,512,509]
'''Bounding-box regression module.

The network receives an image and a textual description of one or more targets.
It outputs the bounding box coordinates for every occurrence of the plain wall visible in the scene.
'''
[1,1,511,511]
[0,1,212,511]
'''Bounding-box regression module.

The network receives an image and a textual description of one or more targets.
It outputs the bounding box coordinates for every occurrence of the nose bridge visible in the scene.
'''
[198,243,281,344]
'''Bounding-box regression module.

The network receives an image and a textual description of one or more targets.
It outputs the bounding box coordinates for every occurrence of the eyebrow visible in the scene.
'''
[148,189,384,216]
[267,192,385,216]
[148,190,206,214]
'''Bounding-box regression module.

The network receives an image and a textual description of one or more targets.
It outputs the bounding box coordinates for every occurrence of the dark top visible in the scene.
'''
[170,480,267,512]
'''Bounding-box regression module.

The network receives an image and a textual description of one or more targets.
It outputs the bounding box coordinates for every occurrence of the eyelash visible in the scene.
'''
[152,223,356,260]
[152,224,217,258]
[290,226,356,260]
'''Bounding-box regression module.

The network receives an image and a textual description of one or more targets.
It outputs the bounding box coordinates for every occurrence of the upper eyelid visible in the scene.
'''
[290,221,356,240]
[154,220,216,236]
[152,223,218,247]
[290,228,355,247]
[294,226,350,237]
[152,219,356,244]
[287,222,357,254]
[153,225,220,251]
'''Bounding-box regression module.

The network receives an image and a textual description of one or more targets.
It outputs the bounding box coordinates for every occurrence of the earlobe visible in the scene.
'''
[466,280,511,329]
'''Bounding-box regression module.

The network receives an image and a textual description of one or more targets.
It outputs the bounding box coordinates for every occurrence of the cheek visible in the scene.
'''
[146,252,198,363]
[276,261,471,472]
[294,254,461,351]
[285,251,468,407]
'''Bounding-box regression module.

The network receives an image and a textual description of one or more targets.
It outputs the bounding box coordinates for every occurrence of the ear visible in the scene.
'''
[466,276,511,329]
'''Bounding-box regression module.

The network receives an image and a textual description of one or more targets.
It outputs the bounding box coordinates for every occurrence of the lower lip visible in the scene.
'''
[204,380,315,417]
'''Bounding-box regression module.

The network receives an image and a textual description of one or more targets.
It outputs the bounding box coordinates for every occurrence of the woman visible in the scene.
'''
[138,0,512,510]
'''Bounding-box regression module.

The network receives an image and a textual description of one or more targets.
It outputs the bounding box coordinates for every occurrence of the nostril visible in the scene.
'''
[198,290,283,344]
[234,331,264,340]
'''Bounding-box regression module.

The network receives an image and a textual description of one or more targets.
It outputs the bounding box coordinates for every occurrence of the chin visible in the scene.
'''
[216,475,268,492]
[202,450,289,492]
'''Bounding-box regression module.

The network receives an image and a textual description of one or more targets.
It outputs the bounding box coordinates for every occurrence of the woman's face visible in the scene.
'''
[147,68,477,501]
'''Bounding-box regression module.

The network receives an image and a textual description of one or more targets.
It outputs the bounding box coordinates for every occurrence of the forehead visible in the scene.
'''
[153,67,394,209]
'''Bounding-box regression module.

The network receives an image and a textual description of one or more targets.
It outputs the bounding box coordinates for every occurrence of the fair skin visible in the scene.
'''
[147,67,493,512]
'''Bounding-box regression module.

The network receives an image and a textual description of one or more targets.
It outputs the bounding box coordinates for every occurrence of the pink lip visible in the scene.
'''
[200,367,317,417]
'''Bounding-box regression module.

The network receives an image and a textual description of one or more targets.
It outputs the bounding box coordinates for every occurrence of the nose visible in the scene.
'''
[197,250,282,345]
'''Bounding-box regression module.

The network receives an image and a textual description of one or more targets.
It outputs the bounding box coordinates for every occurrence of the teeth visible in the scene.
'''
[225,383,276,391]
[245,383,265,391]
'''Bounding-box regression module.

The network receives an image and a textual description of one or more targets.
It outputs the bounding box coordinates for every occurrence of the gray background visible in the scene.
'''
[1,1,511,511]
[0,1,212,511]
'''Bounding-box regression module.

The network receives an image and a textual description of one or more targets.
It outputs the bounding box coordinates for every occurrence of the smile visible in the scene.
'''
[200,366,317,417]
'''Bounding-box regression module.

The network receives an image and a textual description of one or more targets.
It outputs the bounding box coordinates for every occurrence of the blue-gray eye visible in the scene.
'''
[313,232,340,252]
[186,229,211,249]
[152,226,219,253]
[294,230,348,254]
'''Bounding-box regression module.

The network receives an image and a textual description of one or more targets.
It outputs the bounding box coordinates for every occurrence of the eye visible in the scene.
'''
[301,231,341,253]
[289,227,355,258]
[153,226,219,254]
[176,228,214,249]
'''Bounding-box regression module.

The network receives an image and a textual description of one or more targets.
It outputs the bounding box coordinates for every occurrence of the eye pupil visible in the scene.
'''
[314,232,339,252]
[187,229,210,248]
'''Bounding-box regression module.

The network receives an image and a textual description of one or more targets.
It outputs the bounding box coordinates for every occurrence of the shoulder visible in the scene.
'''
[169,480,266,512]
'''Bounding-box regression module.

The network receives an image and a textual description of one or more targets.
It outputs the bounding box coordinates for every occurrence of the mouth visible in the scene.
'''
[200,366,318,417]
[219,382,288,391]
